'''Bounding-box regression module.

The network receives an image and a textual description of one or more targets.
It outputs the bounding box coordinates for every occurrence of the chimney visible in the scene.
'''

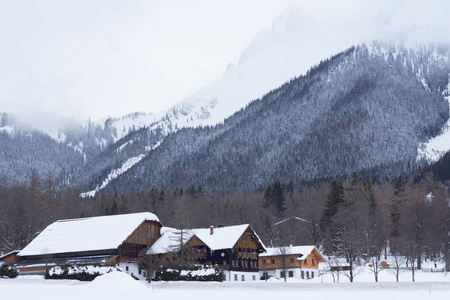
[210,225,214,235]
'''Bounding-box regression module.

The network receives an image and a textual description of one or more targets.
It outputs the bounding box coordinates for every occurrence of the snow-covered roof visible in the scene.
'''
[0,250,20,260]
[18,212,160,257]
[147,224,266,255]
[147,227,194,255]
[260,245,316,259]
[192,224,259,251]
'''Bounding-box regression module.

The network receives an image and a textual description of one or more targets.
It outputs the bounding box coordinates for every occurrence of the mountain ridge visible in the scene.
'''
[96,43,449,194]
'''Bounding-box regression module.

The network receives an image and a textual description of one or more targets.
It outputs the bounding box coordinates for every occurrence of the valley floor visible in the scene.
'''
[1,267,449,300]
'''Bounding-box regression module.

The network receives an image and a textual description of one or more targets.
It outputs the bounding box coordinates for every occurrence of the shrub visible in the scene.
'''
[155,265,223,282]
[46,263,117,281]
[0,264,18,278]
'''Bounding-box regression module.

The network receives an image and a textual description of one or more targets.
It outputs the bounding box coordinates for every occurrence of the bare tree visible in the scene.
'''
[327,257,342,283]
[139,252,161,282]
[368,255,382,282]
[277,246,291,282]
[168,228,194,271]
[388,254,406,282]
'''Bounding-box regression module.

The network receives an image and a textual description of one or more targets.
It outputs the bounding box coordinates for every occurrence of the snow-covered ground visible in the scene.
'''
[2,266,449,300]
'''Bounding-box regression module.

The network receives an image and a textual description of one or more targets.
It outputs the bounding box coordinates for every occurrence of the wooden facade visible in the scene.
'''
[259,246,326,279]
[120,220,162,262]
[0,250,20,266]
[185,226,265,273]
[15,216,162,274]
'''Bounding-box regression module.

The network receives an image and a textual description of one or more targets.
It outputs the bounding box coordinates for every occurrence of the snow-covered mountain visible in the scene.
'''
[2,3,450,193]
[99,43,450,194]
[102,1,450,153]
[74,1,450,195]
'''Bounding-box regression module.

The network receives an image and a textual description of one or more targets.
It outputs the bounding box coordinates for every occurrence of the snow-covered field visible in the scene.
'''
[2,268,449,300]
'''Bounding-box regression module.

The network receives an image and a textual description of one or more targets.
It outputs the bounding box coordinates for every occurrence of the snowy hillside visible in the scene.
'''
[103,2,450,150]
[417,74,450,162]
[99,4,373,143]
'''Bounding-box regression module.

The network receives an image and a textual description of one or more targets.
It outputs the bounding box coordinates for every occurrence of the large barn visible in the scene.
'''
[15,212,162,274]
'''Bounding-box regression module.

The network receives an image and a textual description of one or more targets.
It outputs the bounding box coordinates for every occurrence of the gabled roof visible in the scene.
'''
[0,250,20,260]
[260,245,323,261]
[147,224,266,255]
[191,224,258,251]
[147,227,193,255]
[18,212,160,257]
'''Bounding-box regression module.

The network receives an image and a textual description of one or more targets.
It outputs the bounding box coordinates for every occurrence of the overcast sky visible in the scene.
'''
[0,0,449,124]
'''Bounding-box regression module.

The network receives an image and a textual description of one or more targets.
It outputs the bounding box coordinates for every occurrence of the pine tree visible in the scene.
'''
[389,176,405,242]
[321,180,344,229]
[110,200,119,215]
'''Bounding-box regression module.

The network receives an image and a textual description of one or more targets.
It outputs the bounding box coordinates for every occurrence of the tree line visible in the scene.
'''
[1,169,448,278]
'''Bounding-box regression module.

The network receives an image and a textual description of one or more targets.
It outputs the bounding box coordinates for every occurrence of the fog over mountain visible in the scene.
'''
[96,43,450,194]
[1,2,450,192]
[1,1,449,127]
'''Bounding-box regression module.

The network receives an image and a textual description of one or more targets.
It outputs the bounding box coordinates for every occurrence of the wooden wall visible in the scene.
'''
[259,248,326,271]
[0,251,21,266]
[124,220,162,247]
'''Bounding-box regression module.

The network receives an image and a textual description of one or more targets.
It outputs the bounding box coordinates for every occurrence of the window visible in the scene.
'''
[271,259,275,264]
[252,275,256,281]
[312,258,315,265]
[262,259,266,265]
[234,274,238,281]
[290,258,295,264]
[223,260,227,265]
[312,272,314,278]
[306,271,309,278]
[289,271,294,278]
[301,271,304,279]
[241,275,245,281]
[126,266,129,272]
[282,258,286,265]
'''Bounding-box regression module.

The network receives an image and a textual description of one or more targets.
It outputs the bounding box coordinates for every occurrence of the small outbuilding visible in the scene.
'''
[0,250,21,266]
[259,245,326,280]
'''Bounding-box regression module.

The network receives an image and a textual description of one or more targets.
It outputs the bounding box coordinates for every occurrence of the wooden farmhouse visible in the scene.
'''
[15,212,162,274]
[148,224,266,281]
[259,245,326,280]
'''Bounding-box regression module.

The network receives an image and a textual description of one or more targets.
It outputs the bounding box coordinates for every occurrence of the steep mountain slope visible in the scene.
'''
[0,114,85,184]
[66,3,450,194]
[100,43,450,194]
[0,113,125,185]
